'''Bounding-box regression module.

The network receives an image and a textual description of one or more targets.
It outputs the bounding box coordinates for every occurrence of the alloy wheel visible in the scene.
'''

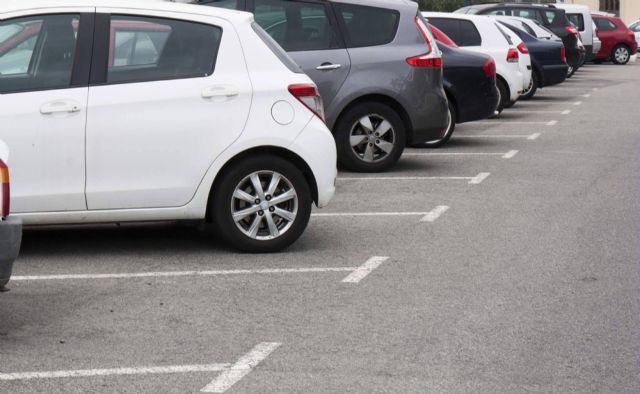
[614,47,630,64]
[349,114,396,163]
[231,171,298,241]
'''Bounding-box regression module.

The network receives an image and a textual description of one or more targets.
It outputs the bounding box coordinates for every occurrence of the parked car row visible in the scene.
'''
[0,0,625,277]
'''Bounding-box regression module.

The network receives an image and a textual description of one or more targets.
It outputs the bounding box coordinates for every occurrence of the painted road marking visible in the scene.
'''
[201,342,281,393]
[547,120,558,126]
[561,110,571,115]
[469,172,491,185]
[474,121,554,126]
[455,133,540,140]
[403,151,518,159]
[338,173,489,183]
[420,205,450,223]
[342,256,389,283]
[503,110,567,114]
[574,101,582,106]
[313,210,448,222]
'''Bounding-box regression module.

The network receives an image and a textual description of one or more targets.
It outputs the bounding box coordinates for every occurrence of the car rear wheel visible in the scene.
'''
[423,101,455,148]
[211,155,312,253]
[520,71,538,100]
[612,45,631,65]
[336,102,406,172]
[495,78,509,114]
[567,64,577,78]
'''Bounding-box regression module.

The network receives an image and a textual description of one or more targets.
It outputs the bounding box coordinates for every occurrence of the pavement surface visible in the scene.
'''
[1,62,639,393]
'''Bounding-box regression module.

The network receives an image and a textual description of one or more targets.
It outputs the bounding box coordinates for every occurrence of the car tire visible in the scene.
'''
[211,155,312,253]
[335,102,406,172]
[520,71,538,100]
[495,78,510,114]
[567,64,577,78]
[423,100,455,148]
[612,45,631,65]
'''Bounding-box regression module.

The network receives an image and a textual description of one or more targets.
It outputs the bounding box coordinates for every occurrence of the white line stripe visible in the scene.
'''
[503,110,564,114]
[474,121,551,125]
[582,93,591,98]
[574,101,582,106]
[546,120,558,126]
[502,150,519,159]
[403,152,513,158]
[528,133,541,140]
[337,176,474,181]
[201,342,281,393]
[313,211,429,218]
[11,268,356,281]
[342,256,389,283]
[561,110,571,115]
[0,364,231,381]
[420,205,449,223]
[469,172,490,185]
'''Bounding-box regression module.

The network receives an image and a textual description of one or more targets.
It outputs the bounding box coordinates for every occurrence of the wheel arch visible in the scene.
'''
[205,146,319,222]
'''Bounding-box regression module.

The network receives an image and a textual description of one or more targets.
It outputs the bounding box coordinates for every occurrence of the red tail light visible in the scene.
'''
[0,159,9,218]
[565,25,578,35]
[517,42,529,54]
[560,46,566,62]
[482,57,496,77]
[507,48,519,63]
[627,31,635,39]
[288,84,325,122]
[408,16,443,68]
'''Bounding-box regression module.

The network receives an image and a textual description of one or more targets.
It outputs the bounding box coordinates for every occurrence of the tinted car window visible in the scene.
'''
[0,14,79,94]
[334,3,399,47]
[201,0,239,9]
[512,9,537,20]
[594,18,616,31]
[253,0,337,51]
[427,18,480,47]
[487,9,509,16]
[544,11,557,24]
[107,16,221,84]
[631,22,640,32]
[567,14,585,31]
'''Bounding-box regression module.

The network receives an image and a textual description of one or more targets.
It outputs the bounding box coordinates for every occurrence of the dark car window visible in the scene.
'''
[512,8,539,21]
[334,3,399,48]
[0,14,79,94]
[631,22,640,32]
[253,0,338,52]
[567,14,585,31]
[518,21,536,36]
[200,0,239,9]
[594,18,617,31]
[544,11,558,25]
[106,16,221,84]
[428,18,481,47]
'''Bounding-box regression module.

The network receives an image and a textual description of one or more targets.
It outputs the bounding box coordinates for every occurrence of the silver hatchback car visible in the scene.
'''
[200,0,449,172]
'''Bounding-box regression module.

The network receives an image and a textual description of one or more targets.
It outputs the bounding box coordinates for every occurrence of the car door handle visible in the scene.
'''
[201,85,239,99]
[40,101,81,115]
[316,63,342,71]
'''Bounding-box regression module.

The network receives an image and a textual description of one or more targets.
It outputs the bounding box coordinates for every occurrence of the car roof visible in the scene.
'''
[0,0,252,22]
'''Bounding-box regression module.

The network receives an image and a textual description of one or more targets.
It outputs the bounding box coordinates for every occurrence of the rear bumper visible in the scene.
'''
[540,64,568,87]
[0,217,22,289]
[408,87,449,145]
[457,81,499,124]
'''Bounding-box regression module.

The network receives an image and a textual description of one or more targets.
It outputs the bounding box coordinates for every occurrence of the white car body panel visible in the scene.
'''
[423,12,524,103]
[629,20,640,51]
[0,0,337,226]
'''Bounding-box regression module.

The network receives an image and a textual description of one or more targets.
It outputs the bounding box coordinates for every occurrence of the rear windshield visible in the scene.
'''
[251,22,303,73]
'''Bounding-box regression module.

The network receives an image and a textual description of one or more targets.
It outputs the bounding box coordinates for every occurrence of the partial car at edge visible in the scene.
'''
[0,140,21,292]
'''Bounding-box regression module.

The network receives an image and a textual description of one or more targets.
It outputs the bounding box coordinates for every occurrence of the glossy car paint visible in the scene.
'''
[498,21,568,88]
[0,1,337,227]
[593,15,638,61]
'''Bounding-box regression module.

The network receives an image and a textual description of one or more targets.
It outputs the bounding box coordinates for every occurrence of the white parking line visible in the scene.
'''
[455,133,540,140]
[469,172,491,185]
[574,101,582,106]
[474,121,555,126]
[337,173,489,183]
[313,211,434,219]
[503,110,567,114]
[547,120,558,126]
[0,364,231,381]
[582,93,591,98]
[420,205,450,223]
[341,256,389,283]
[402,151,517,159]
[561,110,571,115]
[201,342,281,393]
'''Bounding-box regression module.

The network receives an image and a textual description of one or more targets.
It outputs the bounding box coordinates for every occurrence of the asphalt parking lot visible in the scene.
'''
[2,62,639,393]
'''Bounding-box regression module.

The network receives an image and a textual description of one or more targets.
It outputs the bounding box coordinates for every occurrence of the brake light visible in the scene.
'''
[517,42,529,54]
[0,159,9,218]
[482,57,496,77]
[627,31,635,39]
[507,48,519,63]
[565,25,578,35]
[288,84,325,122]
[408,16,443,68]
[560,46,566,62]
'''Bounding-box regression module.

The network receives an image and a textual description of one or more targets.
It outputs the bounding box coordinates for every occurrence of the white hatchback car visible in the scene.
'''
[0,0,337,252]
[423,12,526,113]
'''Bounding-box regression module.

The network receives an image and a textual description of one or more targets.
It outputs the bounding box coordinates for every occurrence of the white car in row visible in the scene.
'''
[423,12,531,113]
[0,0,337,252]
[630,20,640,51]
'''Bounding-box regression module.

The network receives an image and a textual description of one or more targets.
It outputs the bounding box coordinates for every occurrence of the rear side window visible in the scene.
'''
[253,0,338,52]
[544,11,558,24]
[0,14,79,94]
[200,0,239,9]
[251,22,302,73]
[567,14,585,31]
[107,16,221,84]
[594,18,616,31]
[427,18,481,47]
[512,9,539,21]
[334,3,399,48]
[631,22,640,32]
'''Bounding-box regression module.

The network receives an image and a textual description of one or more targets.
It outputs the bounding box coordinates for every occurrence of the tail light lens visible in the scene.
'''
[408,16,443,69]
[288,84,325,122]
[507,48,519,63]
[0,159,9,218]
[565,25,578,35]
[482,57,496,77]
[560,46,566,62]
[517,42,529,54]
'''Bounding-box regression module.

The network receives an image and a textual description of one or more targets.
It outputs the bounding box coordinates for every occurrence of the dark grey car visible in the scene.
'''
[200,0,448,172]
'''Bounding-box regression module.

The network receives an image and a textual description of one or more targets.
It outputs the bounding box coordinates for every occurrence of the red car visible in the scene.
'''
[593,15,638,64]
